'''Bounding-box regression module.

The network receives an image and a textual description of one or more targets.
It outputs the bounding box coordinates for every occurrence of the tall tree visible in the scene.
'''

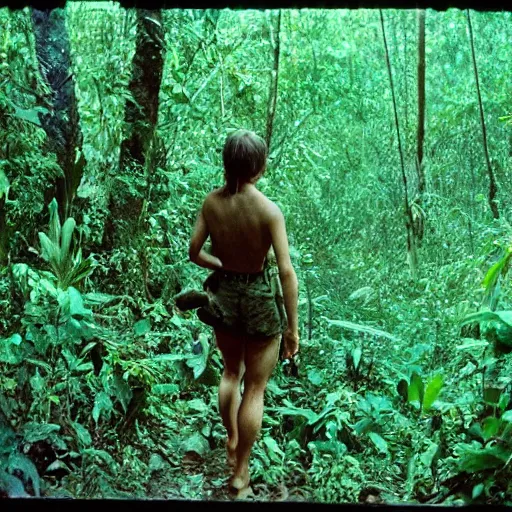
[0,170,8,266]
[265,9,282,153]
[119,9,165,175]
[106,9,165,250]
[412,9,427,244]
[380,10,418,279]
[466,9,499,220]
[416,9,426,197]
[31,8,86,222]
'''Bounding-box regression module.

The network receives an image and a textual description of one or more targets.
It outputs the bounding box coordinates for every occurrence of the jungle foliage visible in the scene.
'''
[1,2,512,504]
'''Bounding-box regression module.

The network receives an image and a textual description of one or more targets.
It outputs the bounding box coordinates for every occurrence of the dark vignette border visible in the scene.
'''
[1,0,511,12]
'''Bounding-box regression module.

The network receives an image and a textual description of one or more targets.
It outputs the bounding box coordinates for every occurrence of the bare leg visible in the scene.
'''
[231,334,280,493]
[215,329,245,467]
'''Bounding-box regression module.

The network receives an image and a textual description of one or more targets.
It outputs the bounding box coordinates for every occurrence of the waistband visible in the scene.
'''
[214,268,266,284]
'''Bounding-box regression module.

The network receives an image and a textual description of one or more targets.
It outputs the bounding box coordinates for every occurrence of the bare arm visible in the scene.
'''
[269,205,299,357]
[189,206,223,271]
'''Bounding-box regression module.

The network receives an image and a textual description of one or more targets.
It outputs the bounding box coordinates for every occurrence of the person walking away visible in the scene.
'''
[186,129,299,497]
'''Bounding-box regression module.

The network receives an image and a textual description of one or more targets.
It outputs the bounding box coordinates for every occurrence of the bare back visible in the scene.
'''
[202,184,274,273]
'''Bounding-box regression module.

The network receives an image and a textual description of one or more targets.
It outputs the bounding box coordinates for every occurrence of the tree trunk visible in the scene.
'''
[416,9,426,197]
[265,9,282,153]
[0,194,7,267]
[31,8,85,222]
[380,10,418,279]
[403,14,409,159]
[412,9,427,244]
[466,10,499,220]
[119,10,164,172]
[106,9,165,250]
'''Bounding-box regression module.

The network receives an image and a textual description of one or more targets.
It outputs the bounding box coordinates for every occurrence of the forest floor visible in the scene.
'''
[146,447,311,502]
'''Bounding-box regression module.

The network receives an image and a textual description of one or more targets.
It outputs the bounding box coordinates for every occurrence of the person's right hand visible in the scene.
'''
[282,328,299,360]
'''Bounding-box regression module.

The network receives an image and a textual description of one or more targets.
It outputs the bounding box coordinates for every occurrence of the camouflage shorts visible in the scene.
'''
[197,266,287,338]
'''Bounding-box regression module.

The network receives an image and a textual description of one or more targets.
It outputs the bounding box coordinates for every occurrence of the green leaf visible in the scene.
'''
[419,442,439,468]
[38,233,59,266]
[352,347,362,371]
[0,338,23,365]
[482,249,512,290]
[271,403,318,425]
[482,417,501,441]
[472,482,484,500]
[83,292,118,306]
[0,169,9,199]
[148,453,165,473]
[149,353,188,363]
[181,432,209,457]
[47,199,61,247]
[459,445,509,473]
[153,384,179,396]
[483,387,502,405]
[348,286,374,302]
[170,315,182,328]
[68,287,92,319]
[12,105,44,126]
[354,418,374,435]
[456,339,490,350]
[462,310,512,330]
[22,422,61,443]
[92,392,113,423]
[307,368,324,386]
[72,422,92,446]
[29,369,44,393]
[262,436,284,463]
[307,439,346,456]
[368,432,388,454]
[499,393,510,412]
[111,374,132,413]
[79,342,97,357]
[423,374,443,412]
[82,448,115,469]
[185,334,210,379]
[60,218,76,272]
[45,459,71,474]
[408,372,424,406]
[187,398,208,413]
[134,318,151,336]
[325,318,397,341]
[9,334,22,346]
[502,410,512,422]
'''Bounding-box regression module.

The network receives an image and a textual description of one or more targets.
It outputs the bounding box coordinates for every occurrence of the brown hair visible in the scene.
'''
[222,129,267,194]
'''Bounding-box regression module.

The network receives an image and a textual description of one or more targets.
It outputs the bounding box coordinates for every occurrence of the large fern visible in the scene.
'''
[38,199,95,289]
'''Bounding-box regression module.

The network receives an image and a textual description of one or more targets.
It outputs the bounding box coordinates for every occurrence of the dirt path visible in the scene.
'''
[146,447,312,502]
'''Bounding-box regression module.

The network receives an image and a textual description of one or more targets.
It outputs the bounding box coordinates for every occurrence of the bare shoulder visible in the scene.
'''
[202,187,224,210]
[253,188,283,222]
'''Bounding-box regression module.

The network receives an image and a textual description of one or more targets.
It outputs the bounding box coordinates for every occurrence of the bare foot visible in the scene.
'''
[229,466,250,498]
[231,485,254,500]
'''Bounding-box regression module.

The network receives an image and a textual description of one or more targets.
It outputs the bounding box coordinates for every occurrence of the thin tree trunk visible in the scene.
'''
[468,142,476,255]
[0,194,7,267]
[306,276,313,342]
[265,9,282,153]
[380,10,418,279]
[466,10,499,220]
[416,9,426,197]
[31,8,86,222]
[106,9,165,251]
[403,14,409,160]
